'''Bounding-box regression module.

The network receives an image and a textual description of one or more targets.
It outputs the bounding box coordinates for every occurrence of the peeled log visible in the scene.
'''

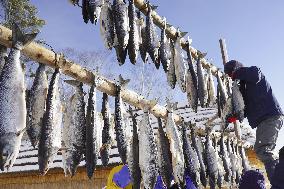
[0,25,182,124]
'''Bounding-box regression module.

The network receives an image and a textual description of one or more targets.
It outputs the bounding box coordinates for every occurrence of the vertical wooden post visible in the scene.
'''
[219,39,229,65]
[219,38,242,140]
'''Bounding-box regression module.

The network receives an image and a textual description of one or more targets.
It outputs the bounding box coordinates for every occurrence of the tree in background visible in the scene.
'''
[0,0,45,32]
[0,0,45,77]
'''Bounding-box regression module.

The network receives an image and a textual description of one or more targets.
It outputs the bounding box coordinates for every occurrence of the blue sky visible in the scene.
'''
[31,0,284,107]
[30,0,284,149]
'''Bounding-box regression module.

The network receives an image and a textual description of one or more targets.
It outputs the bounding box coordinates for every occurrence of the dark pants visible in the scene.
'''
[254,115,283,182]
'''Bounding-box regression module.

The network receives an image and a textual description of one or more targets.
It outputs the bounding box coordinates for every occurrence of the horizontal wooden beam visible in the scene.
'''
[133,0,222,76]
[0,25,182,124]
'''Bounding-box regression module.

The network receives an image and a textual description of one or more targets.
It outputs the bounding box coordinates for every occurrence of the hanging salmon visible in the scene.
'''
[88,0,102,24]
[220,132,232,183]
[145,2,160,69]
[0,25,37,171]
[27,64,48,148]
[100,93,112,166]
[38,69,62,175]
[159,18,171,73]
[137,11,148,63]
[196,51,208,108]
[100,0,115,49]
[128,107,141,189]
[157,118,173,188]
[189,122,207,187]
[113,0,129,65]
[185,38,198,112]
[139,101,158,189]
[204,127,218,189]
[114,75,130,164]
[165,101,184,185]
[206,66,216,107]
[232,80,245,122]
[166,39,176,89]
[0,45,7,74]
[61,80,86,177]
[182,122,200,187]
[127,0,139,64]
[174,29,188,93]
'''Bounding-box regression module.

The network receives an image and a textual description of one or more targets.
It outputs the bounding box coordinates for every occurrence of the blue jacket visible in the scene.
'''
[234,66,283,128]
[271,160,284,189]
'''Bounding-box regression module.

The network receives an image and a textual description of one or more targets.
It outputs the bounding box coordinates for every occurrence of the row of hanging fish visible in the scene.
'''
[123,101,251,188]
[0,24,249,188]
[76,0,222,111]
[0,24,117,178]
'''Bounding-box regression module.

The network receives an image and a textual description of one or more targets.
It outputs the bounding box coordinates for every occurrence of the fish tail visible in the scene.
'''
[12,24,38,49]
[118,74,130,87]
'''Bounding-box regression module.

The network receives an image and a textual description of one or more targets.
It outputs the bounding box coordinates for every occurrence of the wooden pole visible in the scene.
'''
[133,0,221,76]
[219,38,242,140]
[219,39,229,65]
[0,25,183,124]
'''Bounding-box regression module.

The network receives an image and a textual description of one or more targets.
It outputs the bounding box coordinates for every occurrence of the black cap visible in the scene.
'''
[224,60,244,75]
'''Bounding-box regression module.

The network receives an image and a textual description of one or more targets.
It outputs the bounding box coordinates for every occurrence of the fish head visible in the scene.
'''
[0,133,18,171]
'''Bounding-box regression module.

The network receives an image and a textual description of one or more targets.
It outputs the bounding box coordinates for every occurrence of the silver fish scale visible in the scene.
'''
[100,0,115,50]
[85,84,97,178]
[139,109,158,189]
[227,138,237,185]
[88,0,101,24]
[189,124,207,187]
[217,72,228,106]
[159,23,170,73]
[145,5,159,68]
[186,50,198,112]
[207,67,216,107]
[0,49,26,170]
[157,118,173,188]
[182,124,200,187]
[82,0,89,23]
[240,145,250,172]
[128,109,141,189]
[27,64,48,148]
[213,136,225,188]
[127,0,140,64]
[234,142,242,184]
[114,85,128,164]
[38,69,62,175]
[0,45,7,74]
[166,103,184,184]
[197,57,208,108]
[100,93,111,166]
[167,39,176,89]
[232,80,245,122]
[113,0,129,50]
[220,133,232,183]
[0,49,26,135]
[205,130,218,188]
[174,34,187,93]
[62,83,86,176]
[139,25,148,63]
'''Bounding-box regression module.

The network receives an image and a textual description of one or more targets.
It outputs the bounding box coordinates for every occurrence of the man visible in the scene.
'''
[271,146,284,189]
[224,60,283,182]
